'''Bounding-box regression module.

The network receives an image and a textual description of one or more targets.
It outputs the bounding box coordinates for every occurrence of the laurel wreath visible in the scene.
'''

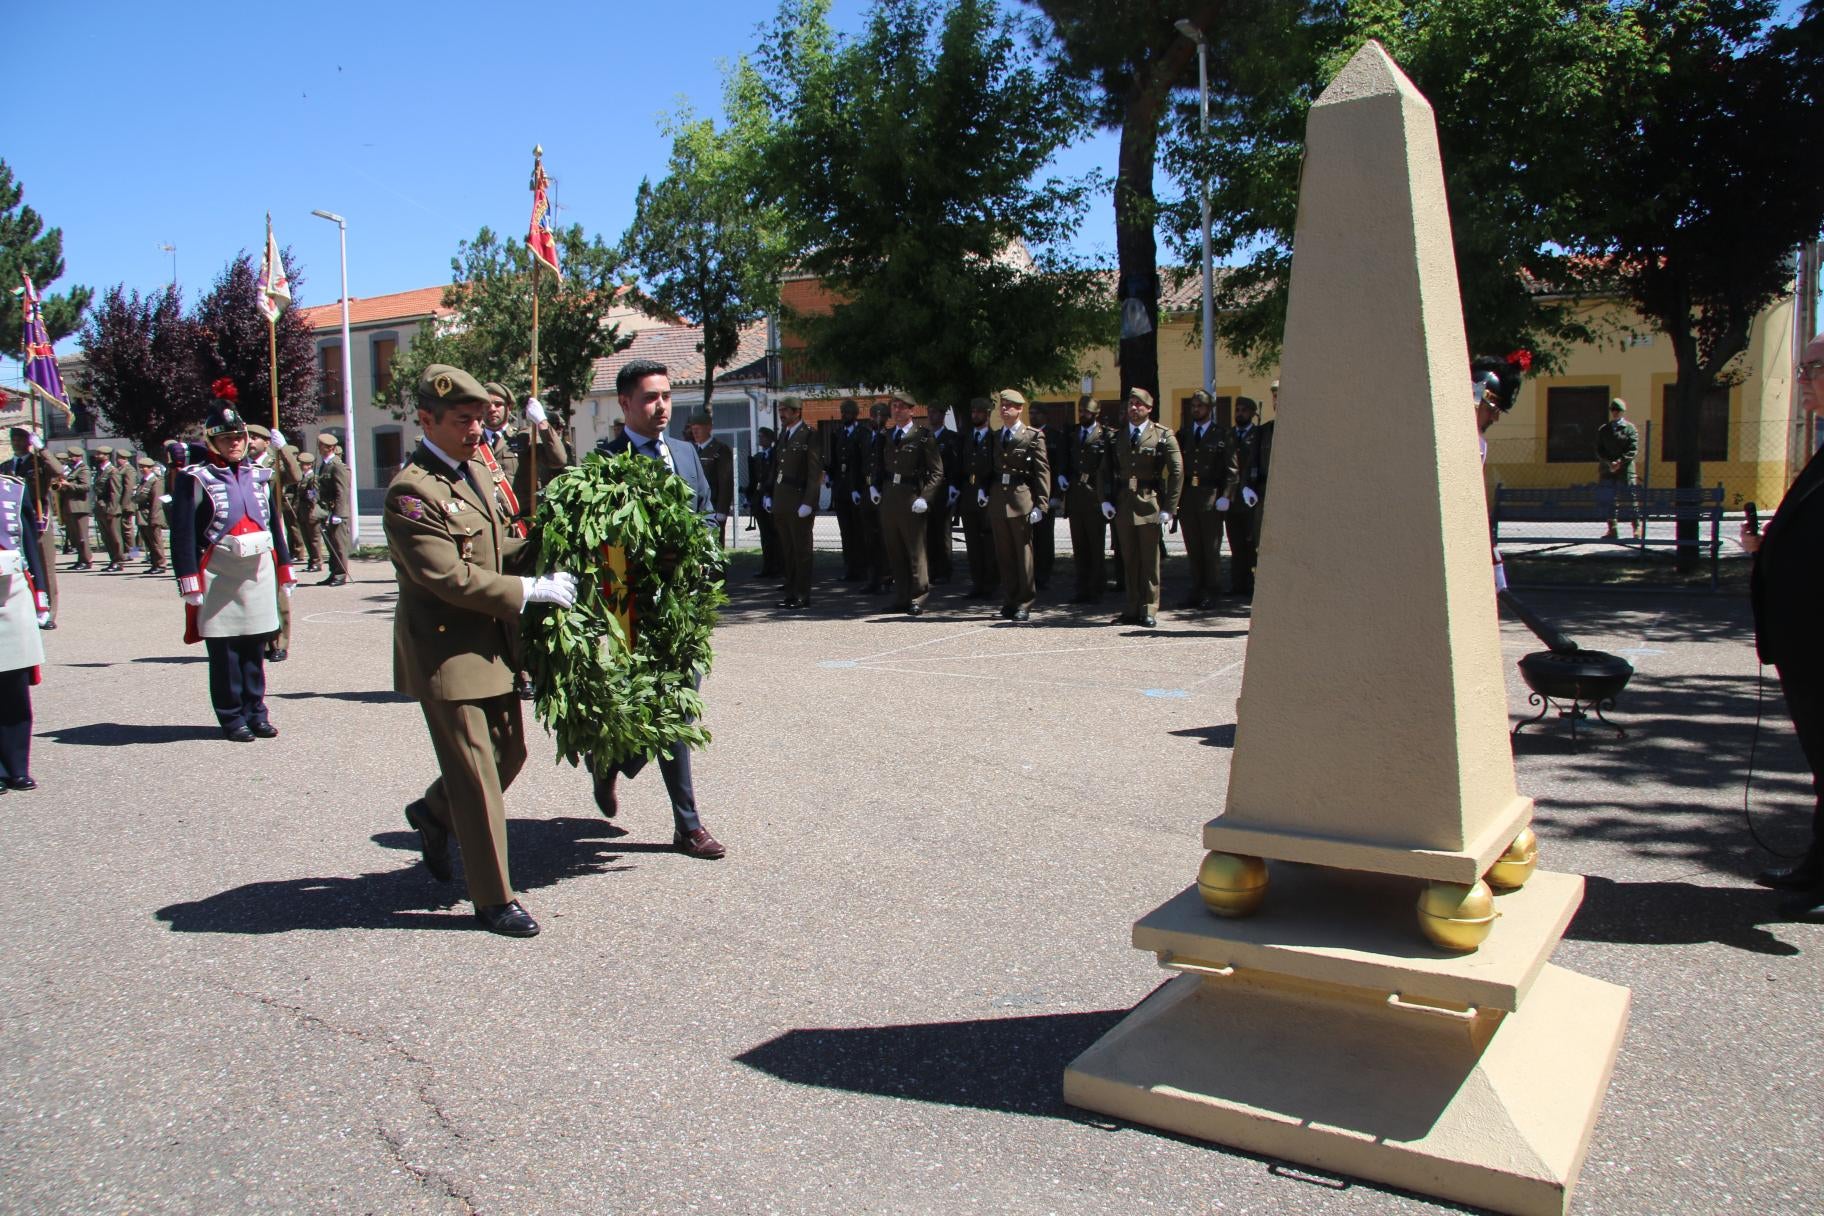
[524,450,727,770]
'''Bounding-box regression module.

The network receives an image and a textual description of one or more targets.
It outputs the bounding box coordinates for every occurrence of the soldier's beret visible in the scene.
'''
[94,445,114,456]
[1609,398,1626,412]
[417,364,490,411]
[298,451,317,464]
[1236,396,1259,412]
[481,380,511,403]
[777,394,804,411]
[245,422,271,439]
[1078,396,1099,416]
[890,389,918,407]
[690,411,713,425]
[869,400,890,419]
[996,388,1027,407]
[316,431,342,448]
[968,396,993,412]
[136,456,154,467]
[1127,387,1155,408]
[117,447,135,458]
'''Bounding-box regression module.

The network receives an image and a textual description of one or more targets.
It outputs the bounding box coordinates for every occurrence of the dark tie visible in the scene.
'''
[1131,427,1141,444]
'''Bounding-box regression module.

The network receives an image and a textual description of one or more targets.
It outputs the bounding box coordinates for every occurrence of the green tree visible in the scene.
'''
[623,65,789,412]
[1037,0,1226,402]
[756,0,1111,406]
[193,251,320,437]
[78,285,209,449]
[388,225,631,424]
[0,160,90,347]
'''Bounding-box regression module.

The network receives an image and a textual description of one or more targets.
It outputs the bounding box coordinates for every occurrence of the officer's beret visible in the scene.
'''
[94,445,114,456]
[1189,389,1214,406]
[968,397,993,412]
[416,364,490,412]
[996,388,1027,407]
[316,431,341,448]
[481,380,511,403]
[777,395,804,411]
[245,422,271,439]
[1236,396,1260,413]
[1127,387,1155,409]
[298,451,317,464]
[890,389,918,407]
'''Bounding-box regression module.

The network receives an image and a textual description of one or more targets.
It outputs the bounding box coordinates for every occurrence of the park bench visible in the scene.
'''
[1492,482,1726,588]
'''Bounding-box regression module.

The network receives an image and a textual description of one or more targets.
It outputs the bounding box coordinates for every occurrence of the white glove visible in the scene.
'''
[1242,487,1259,508]
[976,489,988,508]
[946,486,959,505]
[1493,557,1508,592]
[525,398,547,426]
[911,496,929,515]
[521,571,578,609]
[1101,502,1115,520]
[36,611,50,627]
[160,494,172,504]
[282,583,294,600]
[851,490,861,505]
[271,429,286,449]
[1027,507,1043,525]
[330,515,343,526]
[763,496,773,512]
[28,432,43,451]
[1047,496,1062,511]
[1159,510,1175,529]
[183,592,204,607]
[1215,496,1230,511]
[868,487,881,505]
[796,503,812,518]
[1058,475,1070,490]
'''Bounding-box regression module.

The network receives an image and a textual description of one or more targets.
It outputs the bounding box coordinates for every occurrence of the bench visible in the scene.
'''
[1492,482,1726,587]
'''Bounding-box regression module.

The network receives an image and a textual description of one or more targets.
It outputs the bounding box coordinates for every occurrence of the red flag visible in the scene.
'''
[527,149,561,277]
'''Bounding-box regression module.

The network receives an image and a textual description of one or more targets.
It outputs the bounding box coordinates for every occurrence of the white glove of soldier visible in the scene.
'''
[525,398,547,426]
[271,429,287,449]
[796,503,812,518]
[1100,501,1115,520]
[1215,496,1230,511]
[183,592,204,607]
[946,486,959,505]
[763,496,773,512]
[868,487,881,505]
[911,496,929,515]
[851,490,861,505]
[521,571,578,609]
[1493,557,1508,593]
[1058,475,1069,490]
[1159,510,1175,529]
[330,515,343,526]
[1027,507,1043,525]
[36,611,50,627]
[1242,487,1259,508]
[976,488,988,508]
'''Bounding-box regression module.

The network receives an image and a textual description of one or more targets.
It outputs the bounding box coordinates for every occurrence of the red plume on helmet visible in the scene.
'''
[211,377,239,403]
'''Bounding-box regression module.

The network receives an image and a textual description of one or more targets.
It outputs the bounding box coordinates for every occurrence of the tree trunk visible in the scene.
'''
[1115,91,1160,407]
[1668,362,1707,573]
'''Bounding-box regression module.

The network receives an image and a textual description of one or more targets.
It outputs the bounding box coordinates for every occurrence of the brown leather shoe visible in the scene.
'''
[674,827,727,860]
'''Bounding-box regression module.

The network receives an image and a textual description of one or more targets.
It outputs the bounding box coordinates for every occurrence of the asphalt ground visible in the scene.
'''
[3,546,1820,1215]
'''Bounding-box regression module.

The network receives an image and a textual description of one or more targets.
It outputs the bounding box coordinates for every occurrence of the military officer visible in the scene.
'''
[480,380,568,531]
[830,398,867,580]
[747,427,779,577]
[5,427,61,628]
[0,464,51,790]
[925,404,961,585]
[870,390,945,616]
[959,398,1000,599]
[131,455,168,575]
[985,389,1051,622]
[859,401,893,594]
[294,449,323,570]
[688,412,735,548]
[1102,387,1182,627]
[92,445,126,571]
[1177,390,1238,607]
[169,384,297,742]
[768,396,822,610]
[387,364,578,938]
[1595,398,1640,539]
[116,448,142,562]
[1063,398,1113,602]
[264,425,308,562]
[1225,396,1268,598]
[57,447,84,558]
[314,432,352,585]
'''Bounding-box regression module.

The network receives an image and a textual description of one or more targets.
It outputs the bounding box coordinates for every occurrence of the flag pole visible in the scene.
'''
[528,144,543,507]
[267,317,280,431]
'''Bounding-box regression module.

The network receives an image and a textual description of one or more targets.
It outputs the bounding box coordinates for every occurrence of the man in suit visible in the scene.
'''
[5,427,61,627]
[747,427,779,577]
[871,390,945,616]
[387,364,578,938]
[1064,398,1113,602]
[830,398,867,580]
[986,389,1051,622]
[1225,395,1268,598]
[93,445,125,571]
[959,398,1000,600]
[1102,387,1182,627]
[1177,390,1238,608]
[315,432,352,586]
[926,404,962,585]
[481,381,569,531]
[768,395,822,610]
[593,358,728,860]
[1744,332,1824,919]
[688,412,735,548]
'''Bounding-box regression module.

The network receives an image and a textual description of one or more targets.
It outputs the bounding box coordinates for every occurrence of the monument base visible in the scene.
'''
[1204,794,1535,885]
[1064,963,1629,1216]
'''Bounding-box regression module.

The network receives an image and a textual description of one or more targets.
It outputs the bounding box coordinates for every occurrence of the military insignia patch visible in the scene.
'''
[434,374,454,398]
[395,495,429,521]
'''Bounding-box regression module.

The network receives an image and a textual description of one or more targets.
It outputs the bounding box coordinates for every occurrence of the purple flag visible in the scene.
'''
[20,272,70,420]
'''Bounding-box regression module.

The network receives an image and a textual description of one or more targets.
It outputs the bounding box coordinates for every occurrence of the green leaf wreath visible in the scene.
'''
[525,450,728,770]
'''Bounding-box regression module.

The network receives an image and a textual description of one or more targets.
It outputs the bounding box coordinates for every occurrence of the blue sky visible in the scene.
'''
[11,0,1122,360]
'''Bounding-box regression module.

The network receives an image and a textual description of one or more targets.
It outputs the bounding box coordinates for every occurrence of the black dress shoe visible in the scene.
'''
[404,799,453,882]
[475,901,540,937]
[39,620,55,631]
[3,776,35,791]
[250,721,279,739]
[775,597,800,609]
[323,575,348,587]
[674,827,727,859]
[592,769,620,819]
[265,647,288,663]
[1012,607,1030,622]
[1777,888,1824,919]
[906,603,925,617]
[222,725,256,743]
[1112,613,1136,626]
[1756,857,1822,891]
[1142,614,1158,628]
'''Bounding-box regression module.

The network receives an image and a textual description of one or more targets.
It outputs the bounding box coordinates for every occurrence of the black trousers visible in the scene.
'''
[597,675,704,835]
[1777,663,1824,858]
[834,492,862,578]
[754,507,779,574]
[925,506,953,582]
[0,667,31,780]
[1225,503,1260,593]
[1032,512,1056,589]
[205,635,269,731]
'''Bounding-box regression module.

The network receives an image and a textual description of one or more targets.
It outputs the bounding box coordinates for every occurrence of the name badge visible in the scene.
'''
[1192,476,1200,487]
[892,473,903,484]
[1001,473,1012,485]
[1128,477,1137,490]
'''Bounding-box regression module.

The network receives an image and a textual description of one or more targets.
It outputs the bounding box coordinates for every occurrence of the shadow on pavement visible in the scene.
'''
[154,816,633,934]
[40,721,223,746]
[131,654,205,665]
[736,1010,1128,1116]
[271,689,413,704]
[1565,874,1801,956]
[1170,724,1237,748]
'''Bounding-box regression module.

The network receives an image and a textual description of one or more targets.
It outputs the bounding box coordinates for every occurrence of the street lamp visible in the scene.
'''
[310,208,360,545]
[156,242,177,289]
[1175,18,1216,397]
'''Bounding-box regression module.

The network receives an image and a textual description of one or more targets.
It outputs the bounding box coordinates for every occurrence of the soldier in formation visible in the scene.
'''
[1176,390,1236,609]
[872,390,944,617]
[986,390,1050,622]
[768,396,822,611]
[1102,387,1182,628]
[314,433,352,585]
[294,450,323,571]
[1595,397,1640,539]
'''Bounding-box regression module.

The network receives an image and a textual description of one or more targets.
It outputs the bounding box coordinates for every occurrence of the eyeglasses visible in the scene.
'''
[1798,360,1824,381]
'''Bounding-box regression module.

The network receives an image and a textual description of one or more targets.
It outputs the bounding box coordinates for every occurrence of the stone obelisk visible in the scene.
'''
[1063,43,1629,1216]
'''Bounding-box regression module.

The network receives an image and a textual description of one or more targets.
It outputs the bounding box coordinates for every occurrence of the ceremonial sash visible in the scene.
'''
[476,442,528,539]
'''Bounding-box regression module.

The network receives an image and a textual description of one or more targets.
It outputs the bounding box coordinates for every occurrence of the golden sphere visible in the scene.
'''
[1486,827,1539,890]
[1416,880,1498,952]
[1197,852,1269,918]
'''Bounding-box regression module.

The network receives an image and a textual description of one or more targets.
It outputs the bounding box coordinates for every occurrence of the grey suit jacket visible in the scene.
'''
[604,433,718,531]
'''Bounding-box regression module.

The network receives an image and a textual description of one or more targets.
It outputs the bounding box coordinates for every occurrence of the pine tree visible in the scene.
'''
[0,159,90,344]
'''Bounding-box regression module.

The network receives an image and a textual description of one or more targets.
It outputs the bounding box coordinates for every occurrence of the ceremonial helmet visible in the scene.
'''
[1471,352,1529,414]
[205,378,248,437]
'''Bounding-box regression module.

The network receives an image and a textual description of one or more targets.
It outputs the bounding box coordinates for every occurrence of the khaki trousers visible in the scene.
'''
[1115,511,1163,618]
[774,492,815,603]
[99,512,124,565]
[989,496,1036,612]
[419,694,525,908]
[882,489,930,608]
[67,514,92,566]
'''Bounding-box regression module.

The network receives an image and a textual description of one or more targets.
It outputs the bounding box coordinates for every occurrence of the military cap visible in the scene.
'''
[777,394,804,412]
[316,431,341,448]
[890,389,918,407]
[94,445,114,457]
[204,401,246,437]
[136,455,154,468]
[116,447,135,458]
[64,446,84,459]
[481,380,511,403]
[1236,396,1260,413]
[968,396,993,413]
[298,450,317,464]
[416,364,490,412]
[689,411,713,425]
[996,388,1027,407]
[245,422,271,439]
[868,400,890,420]
[1189,389,1214,406]
[1127,386,1155,408]
[1609,398,1627,412]
[1078,395,1099,417]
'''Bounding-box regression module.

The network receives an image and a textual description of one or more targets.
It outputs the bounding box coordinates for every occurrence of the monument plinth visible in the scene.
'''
[1063,42,1629,1216]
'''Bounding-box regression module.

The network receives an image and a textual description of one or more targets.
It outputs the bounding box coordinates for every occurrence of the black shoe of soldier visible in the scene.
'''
[475,901,540,937]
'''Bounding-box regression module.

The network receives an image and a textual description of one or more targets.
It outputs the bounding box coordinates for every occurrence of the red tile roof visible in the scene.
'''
[590,320,770,395]
[299,285,453,331]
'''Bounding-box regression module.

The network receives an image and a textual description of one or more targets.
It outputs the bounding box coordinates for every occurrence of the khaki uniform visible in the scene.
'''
[95,457,128,567]
[130,466,168,572]
[987,423,1051,614]
[315,452,352,579]
[61,456,93,566]
[1594,415,1639,533]
[294,454,323,567]
[1177,419,1237,602]
[696,437,735,546]
[771,421,823,604]
[492,422,569,525]
[874,423,944,610]
[270,443,307,561]
[386,443,532,908]
[1064,421,1114,600]
[1105,422,1183,620]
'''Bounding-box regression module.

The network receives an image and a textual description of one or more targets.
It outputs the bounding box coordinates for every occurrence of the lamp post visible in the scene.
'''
[1175,18,1216,397]
[157,242,177,289]
[310,209,360,545]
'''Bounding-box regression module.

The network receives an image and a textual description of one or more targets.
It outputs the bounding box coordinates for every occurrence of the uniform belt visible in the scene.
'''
[1129,480,1160,492]
[780,478,805,491]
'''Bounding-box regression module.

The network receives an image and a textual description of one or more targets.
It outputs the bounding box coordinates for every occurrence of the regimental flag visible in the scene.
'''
[19,272,70,420]
[527,151,561,277]
[256,212,292,322]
